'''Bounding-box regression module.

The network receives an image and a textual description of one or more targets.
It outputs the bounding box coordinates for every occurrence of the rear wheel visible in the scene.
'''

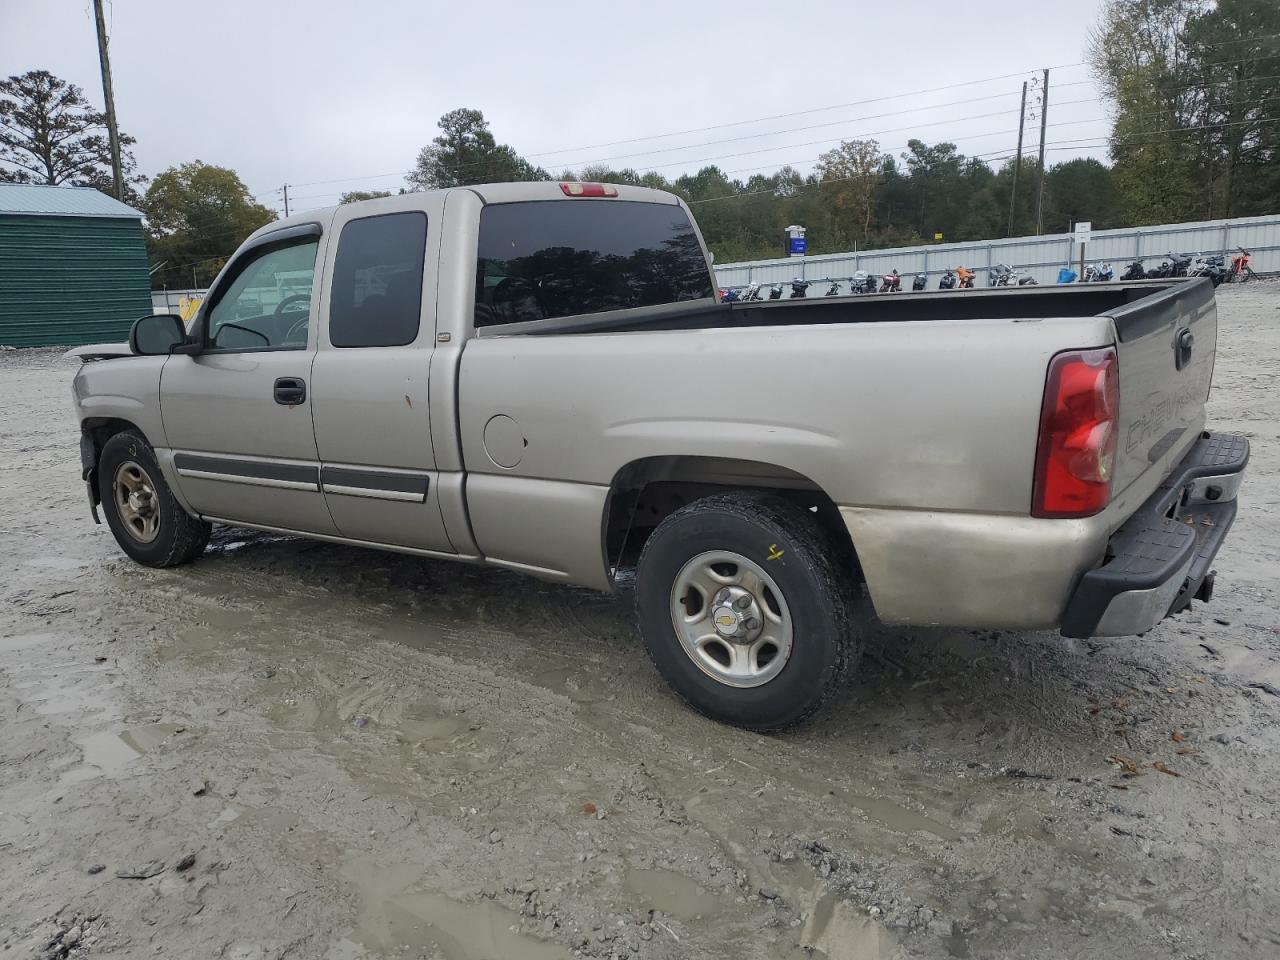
[98,430,210,567]
[635,492,864,731]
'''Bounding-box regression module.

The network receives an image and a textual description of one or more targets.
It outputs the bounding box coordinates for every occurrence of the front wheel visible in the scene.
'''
[635,492,864,731]
[97,430,210,567]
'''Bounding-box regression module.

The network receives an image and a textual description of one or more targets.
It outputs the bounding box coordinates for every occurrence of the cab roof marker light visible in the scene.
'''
[559,182,617,198]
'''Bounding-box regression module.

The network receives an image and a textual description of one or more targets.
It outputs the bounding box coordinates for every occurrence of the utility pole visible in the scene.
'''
[92,0,124,201]
[1007,81,1028,237]
[283,184,290,217]
[1034,68,1050,235]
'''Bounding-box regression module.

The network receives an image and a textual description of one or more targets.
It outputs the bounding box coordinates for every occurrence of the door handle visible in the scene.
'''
[273,377,306,405]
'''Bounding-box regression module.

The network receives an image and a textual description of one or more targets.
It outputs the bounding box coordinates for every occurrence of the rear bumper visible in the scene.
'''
[1060,431,1249,638]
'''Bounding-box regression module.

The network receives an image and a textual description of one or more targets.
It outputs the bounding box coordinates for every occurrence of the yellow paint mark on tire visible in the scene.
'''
[767,544,785,561]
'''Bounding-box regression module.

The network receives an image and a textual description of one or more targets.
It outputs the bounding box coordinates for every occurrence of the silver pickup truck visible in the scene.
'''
[69,182,1248,729]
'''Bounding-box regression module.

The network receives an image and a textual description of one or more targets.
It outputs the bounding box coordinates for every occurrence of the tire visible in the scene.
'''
[635,491,864,731]
[97,430,210,567]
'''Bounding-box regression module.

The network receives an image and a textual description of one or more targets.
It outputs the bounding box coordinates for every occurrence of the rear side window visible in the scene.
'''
[474,200,713,327]
[330,212,427,347]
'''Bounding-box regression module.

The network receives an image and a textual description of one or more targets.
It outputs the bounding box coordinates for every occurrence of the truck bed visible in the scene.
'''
[493,278,1204,338]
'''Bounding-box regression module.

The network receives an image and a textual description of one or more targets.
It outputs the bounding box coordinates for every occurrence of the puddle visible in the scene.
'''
[120,723,183,753]
[70,723,183,779]
[342,857,570,959]
[17,669,115,718]
[837,791,962,842]
[76,730,141,776]
[624,867,723,921]
[0,631,57,654]
[380,894,570,960]
[802,891,900,959]
[208,806,243,829]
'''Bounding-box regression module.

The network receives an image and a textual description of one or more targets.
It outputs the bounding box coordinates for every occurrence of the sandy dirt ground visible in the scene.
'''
[1,284,1278,960]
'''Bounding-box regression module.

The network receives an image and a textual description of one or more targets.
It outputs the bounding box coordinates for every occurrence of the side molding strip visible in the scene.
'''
[320,466,430,503]
[173,453,319,490]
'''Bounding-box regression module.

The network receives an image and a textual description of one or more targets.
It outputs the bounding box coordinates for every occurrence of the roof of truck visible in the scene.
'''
[254,181,684,241]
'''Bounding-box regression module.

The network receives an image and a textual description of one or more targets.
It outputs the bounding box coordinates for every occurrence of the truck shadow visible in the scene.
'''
[197,523,1162,767]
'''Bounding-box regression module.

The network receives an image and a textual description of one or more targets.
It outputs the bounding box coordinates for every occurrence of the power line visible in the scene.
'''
[249,49,1277,198]
[689,115,1280,207]
[250,63,1093,195]
[278,94,1107,208]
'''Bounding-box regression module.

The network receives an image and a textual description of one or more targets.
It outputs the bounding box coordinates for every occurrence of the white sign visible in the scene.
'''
[1074,221,1092,244]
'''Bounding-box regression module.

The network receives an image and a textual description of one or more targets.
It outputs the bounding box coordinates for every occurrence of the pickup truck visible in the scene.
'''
[69,182,1248,730]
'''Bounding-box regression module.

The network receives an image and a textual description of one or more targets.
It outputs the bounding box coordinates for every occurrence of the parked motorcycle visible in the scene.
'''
[721,287,741,302]
[851,270,874,294]
[989,263,1014,286]
[956,266,975,288]
[825,279,842,296]
[767,283,784,300]
[789,278,811,298]
[879,269,902,293]
[938,268,958,290]
[1121,260,1146,281]
[1188,255,1228,287]
[1168,252,1192,277]
[742,282,763,301]
[911,272,928,291]
[1231,247,1256,282]
[1082,262,1114,283]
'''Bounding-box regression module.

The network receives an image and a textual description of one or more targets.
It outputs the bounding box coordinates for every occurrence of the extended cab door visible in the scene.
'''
[160,223,337,535]
[309,196,457,554]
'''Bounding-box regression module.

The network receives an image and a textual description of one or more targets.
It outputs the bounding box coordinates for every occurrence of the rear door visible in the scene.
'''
[309,197,456,554]
[161,223,337,535]
[1108,280,1217,501]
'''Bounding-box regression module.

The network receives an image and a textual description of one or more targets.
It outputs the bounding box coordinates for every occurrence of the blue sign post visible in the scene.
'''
[789,236,807,255]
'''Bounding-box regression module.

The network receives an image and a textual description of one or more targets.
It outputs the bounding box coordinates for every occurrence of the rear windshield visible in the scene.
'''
[474,200,713,327]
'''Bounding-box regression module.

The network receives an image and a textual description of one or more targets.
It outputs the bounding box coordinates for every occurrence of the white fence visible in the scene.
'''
[151,288,205,316]
[712,212,1280,290]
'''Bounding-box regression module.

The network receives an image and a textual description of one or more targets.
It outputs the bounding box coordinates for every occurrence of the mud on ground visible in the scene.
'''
[1,285,1278,960]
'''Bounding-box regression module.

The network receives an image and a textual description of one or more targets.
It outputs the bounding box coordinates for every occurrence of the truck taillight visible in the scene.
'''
[559,182,618,197]
[1032,347,1119,519]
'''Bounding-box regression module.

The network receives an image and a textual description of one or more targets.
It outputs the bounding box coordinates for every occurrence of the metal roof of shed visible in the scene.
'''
[0,183,142,219]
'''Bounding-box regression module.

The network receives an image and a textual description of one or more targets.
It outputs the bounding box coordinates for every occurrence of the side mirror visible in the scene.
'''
[130,314,187,355]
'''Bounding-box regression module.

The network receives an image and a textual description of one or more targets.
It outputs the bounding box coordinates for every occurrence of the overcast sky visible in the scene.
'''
[3,0,1111,215]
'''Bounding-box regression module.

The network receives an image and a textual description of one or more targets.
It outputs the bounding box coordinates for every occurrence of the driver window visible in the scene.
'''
[206,239,319,350]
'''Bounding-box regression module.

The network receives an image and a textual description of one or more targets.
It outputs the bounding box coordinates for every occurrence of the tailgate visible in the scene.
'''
[1107,279,1217,499]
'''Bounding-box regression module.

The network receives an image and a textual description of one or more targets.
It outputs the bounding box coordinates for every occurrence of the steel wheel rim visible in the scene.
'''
[669,550,793,688]
[114,461,161,544]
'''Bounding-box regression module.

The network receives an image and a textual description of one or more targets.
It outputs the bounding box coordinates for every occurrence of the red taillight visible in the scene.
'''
[559,182,618,197]
[1032,347,1119,518]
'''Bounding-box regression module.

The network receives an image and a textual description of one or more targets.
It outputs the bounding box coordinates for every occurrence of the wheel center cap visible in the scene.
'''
[711,587,763,643]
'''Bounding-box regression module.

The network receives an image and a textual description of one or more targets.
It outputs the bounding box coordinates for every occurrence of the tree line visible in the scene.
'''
[1,0,1273,287]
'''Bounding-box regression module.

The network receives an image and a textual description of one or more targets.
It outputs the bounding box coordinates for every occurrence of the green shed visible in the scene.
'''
[0,183,153,348]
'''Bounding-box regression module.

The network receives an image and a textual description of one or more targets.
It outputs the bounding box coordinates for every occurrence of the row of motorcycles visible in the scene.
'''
[1115,247,1254,287]
[719,247,1257,300]
[720,262,1036,300]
